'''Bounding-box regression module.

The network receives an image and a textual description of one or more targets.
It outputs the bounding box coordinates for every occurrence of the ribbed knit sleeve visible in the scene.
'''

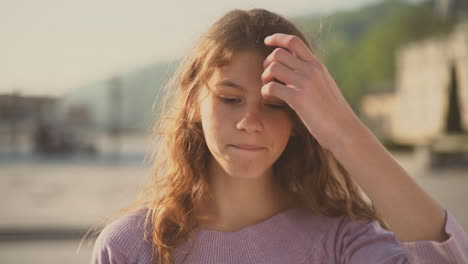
[398,209,468,263]
[325,208,468,264]
[90,208,155,264]
[91,232,131,264]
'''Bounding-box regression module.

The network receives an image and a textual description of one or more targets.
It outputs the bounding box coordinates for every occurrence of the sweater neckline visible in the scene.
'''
[195,206,303,235]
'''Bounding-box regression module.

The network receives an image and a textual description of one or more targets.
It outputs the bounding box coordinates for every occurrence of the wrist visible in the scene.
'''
[330,115,372,156]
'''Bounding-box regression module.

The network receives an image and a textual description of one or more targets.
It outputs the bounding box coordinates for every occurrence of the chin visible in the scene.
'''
[223,164,272,179]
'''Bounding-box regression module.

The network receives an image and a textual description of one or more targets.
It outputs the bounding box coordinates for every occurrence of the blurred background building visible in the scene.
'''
[360,1,468,167]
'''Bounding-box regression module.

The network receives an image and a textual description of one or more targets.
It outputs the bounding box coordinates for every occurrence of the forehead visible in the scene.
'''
[208,50,266,87]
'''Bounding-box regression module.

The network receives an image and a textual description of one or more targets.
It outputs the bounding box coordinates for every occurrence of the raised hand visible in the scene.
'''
[261,33,361,152]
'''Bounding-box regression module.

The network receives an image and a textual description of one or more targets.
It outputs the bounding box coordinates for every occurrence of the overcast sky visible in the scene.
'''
[1,0,381,96]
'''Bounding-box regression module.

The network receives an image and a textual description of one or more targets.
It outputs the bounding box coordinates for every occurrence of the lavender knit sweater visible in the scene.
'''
[91,207,468,263]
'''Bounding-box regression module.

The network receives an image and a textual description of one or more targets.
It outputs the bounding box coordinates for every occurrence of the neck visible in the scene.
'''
[194,158,297,232]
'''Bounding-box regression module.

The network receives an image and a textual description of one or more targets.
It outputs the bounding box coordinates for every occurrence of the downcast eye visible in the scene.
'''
[218,96,240,103]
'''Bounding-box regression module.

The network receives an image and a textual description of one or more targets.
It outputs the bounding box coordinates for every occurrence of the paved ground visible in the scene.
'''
[0,134,467,263]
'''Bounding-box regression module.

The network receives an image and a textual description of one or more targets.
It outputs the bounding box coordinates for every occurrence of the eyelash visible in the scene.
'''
[218,97,287,110]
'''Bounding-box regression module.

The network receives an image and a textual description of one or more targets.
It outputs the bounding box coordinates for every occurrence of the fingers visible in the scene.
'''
[261,81,295,107]
[264,33,317,62]
[261,60,301,86]
[263,47,303,72]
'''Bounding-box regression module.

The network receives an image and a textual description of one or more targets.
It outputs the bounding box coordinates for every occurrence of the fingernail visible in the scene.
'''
[264,36,271,42]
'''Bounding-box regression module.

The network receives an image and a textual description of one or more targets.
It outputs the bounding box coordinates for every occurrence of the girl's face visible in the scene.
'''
[197,50,294,180]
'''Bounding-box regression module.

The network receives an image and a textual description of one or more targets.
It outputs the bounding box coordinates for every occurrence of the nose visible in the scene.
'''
[236,105,264,133]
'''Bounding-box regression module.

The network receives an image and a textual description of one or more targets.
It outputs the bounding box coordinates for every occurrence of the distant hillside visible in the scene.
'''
[59,60,179,131]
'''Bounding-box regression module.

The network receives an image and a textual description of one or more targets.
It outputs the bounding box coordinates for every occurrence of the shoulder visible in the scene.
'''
[286,208,406,262]
[323,213,389,240]
[91,207,155,263]
[320,213,407,263]
[285,208,372,240]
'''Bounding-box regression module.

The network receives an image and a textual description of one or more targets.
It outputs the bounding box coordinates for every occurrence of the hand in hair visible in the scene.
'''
[261,33,451,244]
[261,33,360,153]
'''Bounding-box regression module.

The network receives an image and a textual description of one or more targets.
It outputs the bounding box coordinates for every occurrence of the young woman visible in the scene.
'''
[89,8,468,264]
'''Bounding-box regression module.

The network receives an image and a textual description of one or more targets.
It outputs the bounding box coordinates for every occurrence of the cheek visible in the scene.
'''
[200,102,226,141]
[269,116,294,153]
[202,114,223,137]
[269,114,294,138]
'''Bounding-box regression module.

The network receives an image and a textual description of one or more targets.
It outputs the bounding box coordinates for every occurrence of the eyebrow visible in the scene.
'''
[215,80,246,92]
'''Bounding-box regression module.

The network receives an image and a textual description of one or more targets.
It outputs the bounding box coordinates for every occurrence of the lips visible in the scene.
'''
[230,144,265,150]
